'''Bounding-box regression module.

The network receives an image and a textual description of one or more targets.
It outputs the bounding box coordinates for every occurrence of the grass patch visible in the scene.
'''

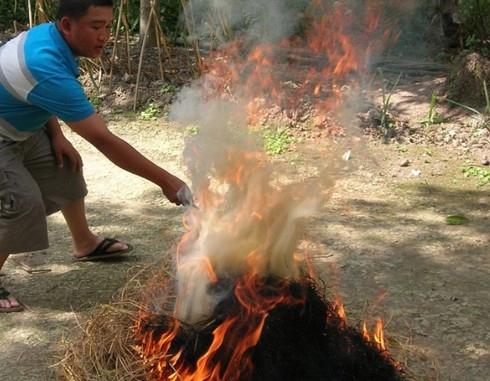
[461,165,490,186]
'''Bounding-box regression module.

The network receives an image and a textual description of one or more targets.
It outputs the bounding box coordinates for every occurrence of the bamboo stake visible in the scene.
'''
[180,0,204,75]
[109,0,126,91]
[133,0,156,111]
[150,3,165,81]
[150,2,178,81]
[27,0,33,28]
[122,5,132,75]
[132,0,187,109]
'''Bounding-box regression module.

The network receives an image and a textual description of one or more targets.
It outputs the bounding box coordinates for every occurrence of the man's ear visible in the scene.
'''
[58,17,73,35]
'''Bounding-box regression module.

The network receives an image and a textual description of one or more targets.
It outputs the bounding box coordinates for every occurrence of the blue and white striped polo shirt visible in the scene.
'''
[0,22,94,142]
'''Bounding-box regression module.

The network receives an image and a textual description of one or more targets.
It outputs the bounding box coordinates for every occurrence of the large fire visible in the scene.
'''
[134,1,403,380]
[200,0,399,127]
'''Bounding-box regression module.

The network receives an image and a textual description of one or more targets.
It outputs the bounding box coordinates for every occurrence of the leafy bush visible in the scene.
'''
[0,0,29,29]
[0,0,183,34]
[459,0,490,56]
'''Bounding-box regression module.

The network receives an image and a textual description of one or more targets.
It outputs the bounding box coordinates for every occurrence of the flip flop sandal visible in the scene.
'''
[0,287,24,313]
[74,238,134,262]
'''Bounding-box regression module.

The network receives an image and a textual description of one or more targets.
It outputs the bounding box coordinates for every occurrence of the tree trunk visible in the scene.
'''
[435,0,463,48]
[140,0,158,47]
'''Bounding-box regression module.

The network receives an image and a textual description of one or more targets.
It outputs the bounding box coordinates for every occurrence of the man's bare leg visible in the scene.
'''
[61,198,129,258]
[0,198,129,310]
[0,255,22,310]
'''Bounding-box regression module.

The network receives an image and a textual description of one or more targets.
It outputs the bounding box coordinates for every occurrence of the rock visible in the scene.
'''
[411,169,422,176]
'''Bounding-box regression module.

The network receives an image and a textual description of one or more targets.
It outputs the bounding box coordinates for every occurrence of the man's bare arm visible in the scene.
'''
[67,113,187,205]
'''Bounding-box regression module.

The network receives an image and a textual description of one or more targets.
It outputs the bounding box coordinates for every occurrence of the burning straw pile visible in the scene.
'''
[54,265,405,380]
[54,103,405,380]
[136,275,405,381]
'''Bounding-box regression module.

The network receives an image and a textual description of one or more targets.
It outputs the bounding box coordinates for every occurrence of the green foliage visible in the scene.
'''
[377,69,402,135]
[184,124,199,135]
[446,79,488,115]
[123,0,182,38]
[139,103,159,120]
[161,83,178,94]
[461,165,490,186]
[120,0,141,34]
[445,215,470,225]
[458,0,490,57]
[0,0,29,28]
[420,92,444,125]
[446,97,484,115]
[394,143,408,153]
[484,80,490,114]
[188,0,309,45]
[159,0,183,39]
[465,34,490,57]
[88,96,103,108]
[0,1,183,35]
[262,126,291,155]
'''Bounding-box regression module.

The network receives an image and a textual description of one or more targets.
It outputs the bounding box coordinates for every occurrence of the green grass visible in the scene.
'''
[420,92,444,125]
[139,103,159,120]
[262,127,292,155]
[377,69,402,134]
[461,165,490,186]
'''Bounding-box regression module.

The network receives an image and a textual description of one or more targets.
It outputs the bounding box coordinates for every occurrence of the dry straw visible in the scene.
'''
[52,257,176,381]
[51,255,433,381]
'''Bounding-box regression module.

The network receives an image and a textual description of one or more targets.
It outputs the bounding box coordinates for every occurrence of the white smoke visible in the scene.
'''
[184,0,307,46]
[167,0,370,326]
[169,84,322,324]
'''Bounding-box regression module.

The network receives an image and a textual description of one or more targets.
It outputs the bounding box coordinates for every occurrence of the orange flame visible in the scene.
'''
[135,1,399,378]
[333,296,347,322]
[362,317,386,351]
[136,275,307,380]
[373,317,386,351]
[200,1,399,127]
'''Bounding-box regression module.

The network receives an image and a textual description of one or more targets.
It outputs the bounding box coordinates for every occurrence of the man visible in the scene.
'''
[0,0,192,312]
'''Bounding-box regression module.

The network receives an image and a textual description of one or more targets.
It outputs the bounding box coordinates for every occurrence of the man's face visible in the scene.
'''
[60,6,113,59]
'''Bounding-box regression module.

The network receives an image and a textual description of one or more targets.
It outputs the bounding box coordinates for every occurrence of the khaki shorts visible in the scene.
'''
[0,129,87,254]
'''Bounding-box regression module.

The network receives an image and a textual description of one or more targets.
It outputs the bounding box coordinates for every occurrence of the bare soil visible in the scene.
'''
[0,64,489,381]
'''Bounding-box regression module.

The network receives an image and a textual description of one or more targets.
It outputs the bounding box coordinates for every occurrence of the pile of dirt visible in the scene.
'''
[447,51,490,109]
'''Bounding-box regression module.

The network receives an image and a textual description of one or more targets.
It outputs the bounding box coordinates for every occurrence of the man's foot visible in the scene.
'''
[73,238,133,262]
[0,287,24,313]
[73,235,130,258]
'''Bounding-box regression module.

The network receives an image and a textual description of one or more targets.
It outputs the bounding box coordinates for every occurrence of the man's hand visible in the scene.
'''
[177,184,195,208]
[161,176,193,206]
[45,116,83,171]
[50,133,83,171]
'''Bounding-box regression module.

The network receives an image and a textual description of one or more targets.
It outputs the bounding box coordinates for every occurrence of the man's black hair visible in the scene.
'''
[56,0,113,21]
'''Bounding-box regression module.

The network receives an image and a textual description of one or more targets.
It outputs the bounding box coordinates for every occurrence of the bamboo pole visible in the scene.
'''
[133,0,182,109]
[27,0,33,28]
[133,0,155,111]
[150,1,176,80]
[180,0,204,75]
[109,0,127,91]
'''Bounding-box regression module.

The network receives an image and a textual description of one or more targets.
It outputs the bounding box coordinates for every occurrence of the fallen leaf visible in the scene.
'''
[445,215,470,225]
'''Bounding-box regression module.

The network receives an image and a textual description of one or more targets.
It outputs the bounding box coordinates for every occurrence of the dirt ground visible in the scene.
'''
[0,66,489,381]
